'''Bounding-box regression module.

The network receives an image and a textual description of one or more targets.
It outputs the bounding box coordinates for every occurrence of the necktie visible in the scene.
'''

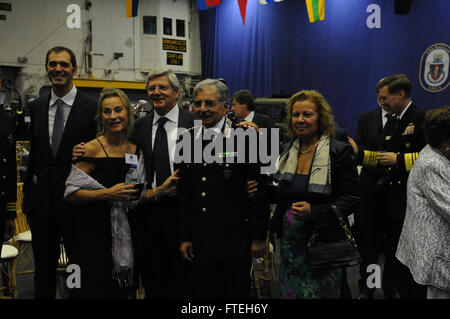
[153,117,171,186]
[391,116,402,147]
[393,116,401,134]
[52,99,64,158]
[383,114,400,151]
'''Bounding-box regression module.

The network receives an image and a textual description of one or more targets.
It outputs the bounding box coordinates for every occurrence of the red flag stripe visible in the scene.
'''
[237,0,248,25]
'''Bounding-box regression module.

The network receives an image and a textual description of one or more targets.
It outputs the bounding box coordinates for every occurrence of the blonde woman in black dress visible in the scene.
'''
[65,88,177,298]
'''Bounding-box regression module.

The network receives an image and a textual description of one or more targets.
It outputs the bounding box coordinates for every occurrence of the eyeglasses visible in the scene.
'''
[47,61,72,69]
[193,100,219,108]
[148,85,171,92]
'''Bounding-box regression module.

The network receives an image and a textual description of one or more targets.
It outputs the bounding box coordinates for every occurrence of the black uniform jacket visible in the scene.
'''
[353,108,386,203]
[178,120,271,263]
[252,112,274,130]
[23,90,97,220]
[382,103,426,218]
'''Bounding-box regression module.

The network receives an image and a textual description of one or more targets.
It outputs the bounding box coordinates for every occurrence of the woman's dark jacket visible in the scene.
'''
[270,138,361,242]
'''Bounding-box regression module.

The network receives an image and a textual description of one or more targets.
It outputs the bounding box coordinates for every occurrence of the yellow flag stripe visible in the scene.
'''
[126,0,132,18]
[306,0,325,23]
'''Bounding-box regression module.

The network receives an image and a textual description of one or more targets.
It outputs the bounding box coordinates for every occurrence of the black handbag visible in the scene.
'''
[306,204,362,270]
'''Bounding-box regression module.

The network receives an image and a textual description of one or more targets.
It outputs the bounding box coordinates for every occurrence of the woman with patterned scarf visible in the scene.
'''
[270,90,361,299]
[64,88,178,298]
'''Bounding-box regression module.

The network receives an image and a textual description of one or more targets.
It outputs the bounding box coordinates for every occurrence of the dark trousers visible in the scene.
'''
[383,219,427,299]
[138,200,192,299]
[354,191,389,298]
[356,202,426,299]
[29,210,75,299]
[192,259,252,299]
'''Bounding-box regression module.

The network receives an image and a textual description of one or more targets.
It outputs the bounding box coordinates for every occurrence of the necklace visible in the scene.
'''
[300,140,319,154]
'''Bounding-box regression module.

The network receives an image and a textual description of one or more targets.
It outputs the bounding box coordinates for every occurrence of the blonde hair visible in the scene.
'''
[96,87,134,136]
[285,89,335,139]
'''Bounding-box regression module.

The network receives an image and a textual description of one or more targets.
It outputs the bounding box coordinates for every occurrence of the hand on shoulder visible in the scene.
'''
[83,139,103,157]
[73,139,100,174]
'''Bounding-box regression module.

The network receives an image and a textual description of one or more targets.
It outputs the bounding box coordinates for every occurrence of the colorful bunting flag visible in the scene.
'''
[126,0,139,18]
[206,0,222,5]
[237,0,248,25]
[197,0,222,11]
[305,0,325,23]
[259,0,284,4]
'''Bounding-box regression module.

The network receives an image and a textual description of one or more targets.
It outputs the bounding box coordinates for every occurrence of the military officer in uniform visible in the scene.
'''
[348,79,393,298]
[178,79,270,299]
[0,105,17,258]
[355,74,427,299]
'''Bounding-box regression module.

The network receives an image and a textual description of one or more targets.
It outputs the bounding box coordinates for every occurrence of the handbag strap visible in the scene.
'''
[330,204,349,227]
[330,204,358,248]
[307,204,358,249]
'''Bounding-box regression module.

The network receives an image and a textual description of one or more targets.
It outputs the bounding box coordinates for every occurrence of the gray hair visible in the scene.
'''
[145,68,180,92]
[193,78,229,104]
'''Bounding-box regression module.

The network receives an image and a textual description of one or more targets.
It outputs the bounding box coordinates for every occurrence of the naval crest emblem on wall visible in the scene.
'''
[419,43,449,92]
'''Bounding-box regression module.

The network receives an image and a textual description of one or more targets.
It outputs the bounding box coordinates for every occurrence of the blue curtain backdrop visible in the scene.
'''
[199,0,450,136]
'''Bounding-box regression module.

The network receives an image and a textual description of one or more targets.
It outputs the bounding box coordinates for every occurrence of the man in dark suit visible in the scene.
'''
[231,89,277,165]
[231,89,274,134]
[22,46,97,299]
[349,74,427,299]
[348,101,391,299]
[0,106,17,258]
[130,69,197,299]
[179,79,270,298]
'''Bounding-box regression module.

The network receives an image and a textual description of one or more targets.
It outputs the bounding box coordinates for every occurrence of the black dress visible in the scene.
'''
[70,153,140,299]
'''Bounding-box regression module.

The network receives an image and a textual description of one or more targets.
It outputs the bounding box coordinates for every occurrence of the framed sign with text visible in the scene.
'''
[162,38,186,52]
[167,52,183,66]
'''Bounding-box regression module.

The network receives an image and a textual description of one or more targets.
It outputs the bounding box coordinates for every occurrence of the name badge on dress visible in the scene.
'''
[125,154,138,165]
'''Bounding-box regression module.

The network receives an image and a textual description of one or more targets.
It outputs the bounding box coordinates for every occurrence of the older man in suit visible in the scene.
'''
[22,46,97,299]
[130,69,197,299]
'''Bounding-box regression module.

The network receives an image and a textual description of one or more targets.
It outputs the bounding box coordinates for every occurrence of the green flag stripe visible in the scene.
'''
[312,0,319,22]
